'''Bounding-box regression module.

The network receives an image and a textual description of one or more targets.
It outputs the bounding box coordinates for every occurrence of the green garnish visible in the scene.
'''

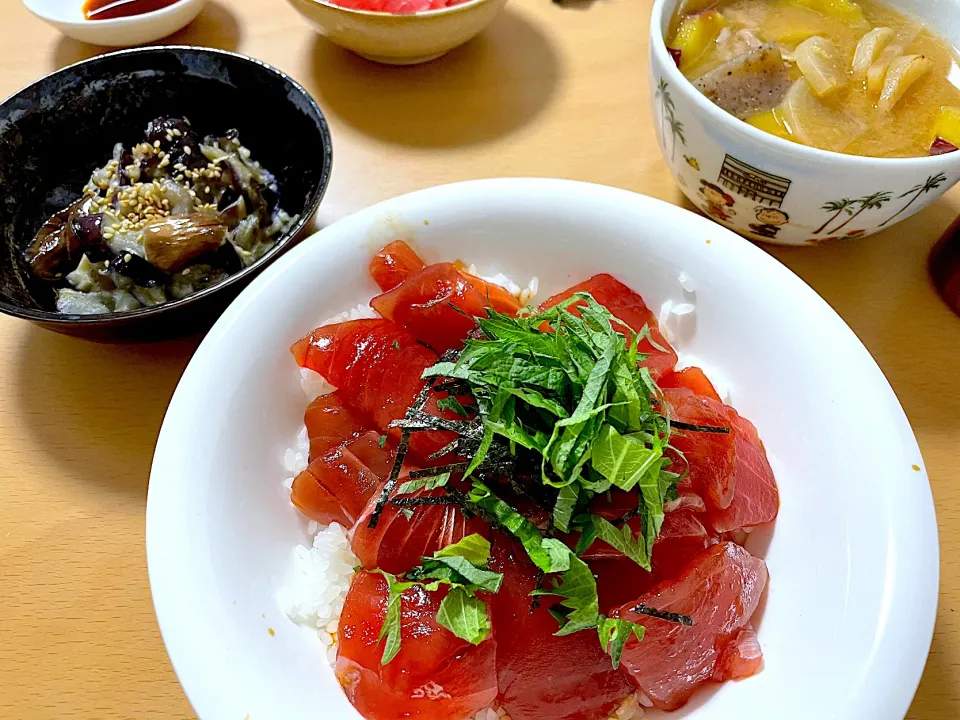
[375,292,690,668]
[436,396,471,418]
[373,534,503,664]
[421,293,675,569]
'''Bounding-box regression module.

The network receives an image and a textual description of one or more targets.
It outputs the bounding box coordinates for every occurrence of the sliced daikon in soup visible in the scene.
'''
[780,78,867,151]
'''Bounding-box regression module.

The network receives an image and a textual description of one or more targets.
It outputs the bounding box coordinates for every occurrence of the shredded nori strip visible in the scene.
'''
[407,463,469,479]
[670,420,731,435]
[368,429,411,529]
[630,603,694,627]
[389,495,457,508]
[428,438,461,460]
[390,415,481,437]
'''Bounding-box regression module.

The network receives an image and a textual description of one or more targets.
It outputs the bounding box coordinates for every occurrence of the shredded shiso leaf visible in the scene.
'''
[372,294,696,667]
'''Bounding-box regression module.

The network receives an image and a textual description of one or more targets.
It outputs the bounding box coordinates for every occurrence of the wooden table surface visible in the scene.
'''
[0,0,958,717]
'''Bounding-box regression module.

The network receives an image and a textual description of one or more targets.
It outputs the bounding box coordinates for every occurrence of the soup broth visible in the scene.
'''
[667,0,960,158]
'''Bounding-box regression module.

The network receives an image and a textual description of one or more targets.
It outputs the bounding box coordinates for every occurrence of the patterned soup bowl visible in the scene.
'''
[649,0,960,247]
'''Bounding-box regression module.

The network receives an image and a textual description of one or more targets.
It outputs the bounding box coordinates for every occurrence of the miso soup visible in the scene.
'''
[667,0,960,158]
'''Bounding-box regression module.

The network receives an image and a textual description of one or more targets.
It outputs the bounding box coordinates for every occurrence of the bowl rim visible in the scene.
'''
[0,44,333,327]
[147,177,939,720]
[649,0,960,167]
[294,0,489,20]
[21,0,204,27]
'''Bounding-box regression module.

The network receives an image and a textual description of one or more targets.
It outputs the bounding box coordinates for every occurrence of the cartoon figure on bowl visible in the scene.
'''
[699,180,737,222]
[748,206,790,239]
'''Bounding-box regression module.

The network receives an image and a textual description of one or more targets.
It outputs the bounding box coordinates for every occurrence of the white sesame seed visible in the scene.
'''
[123,253,132,262]
[183,146,192,155]
[153,140,161,148]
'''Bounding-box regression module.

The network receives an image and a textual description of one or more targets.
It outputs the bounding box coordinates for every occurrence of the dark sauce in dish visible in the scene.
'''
[82,0,181,21]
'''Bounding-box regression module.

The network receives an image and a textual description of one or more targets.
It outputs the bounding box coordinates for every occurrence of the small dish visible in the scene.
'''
[0,46,332,341]
[147,178,937,719]
[287,0,508,65]
[22,0,207,46]
[649,0,960,246]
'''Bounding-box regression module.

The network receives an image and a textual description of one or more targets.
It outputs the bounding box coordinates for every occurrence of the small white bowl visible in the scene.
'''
[649,0,960,246]
[22,0,207,47]
[147,179,937,719]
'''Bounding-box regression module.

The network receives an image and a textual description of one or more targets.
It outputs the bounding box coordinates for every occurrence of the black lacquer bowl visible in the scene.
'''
[0,46,332,341]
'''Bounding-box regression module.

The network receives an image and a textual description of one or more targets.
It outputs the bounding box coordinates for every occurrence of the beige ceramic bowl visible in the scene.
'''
[287,0,508,64]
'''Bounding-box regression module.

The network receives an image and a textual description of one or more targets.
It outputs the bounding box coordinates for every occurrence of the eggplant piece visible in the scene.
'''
[207,240,243,274]
[217,187,242,213]
[108,251,168,288]
[142,214,228,273]
[169,264,230,300]
[145,116,205,170]
[118,148,137,186]
[24,199,106,281]
[261,185,280,215]
[70,212,112,262]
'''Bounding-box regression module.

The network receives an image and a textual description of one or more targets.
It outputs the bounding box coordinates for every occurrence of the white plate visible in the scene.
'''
[147,178,938,720]
[22,0,206,46]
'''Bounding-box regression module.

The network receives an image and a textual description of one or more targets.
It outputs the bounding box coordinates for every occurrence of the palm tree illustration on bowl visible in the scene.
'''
[655,78,686,163]
[815,192,893,236]
[814,198,857,235]
[879,172,948,227]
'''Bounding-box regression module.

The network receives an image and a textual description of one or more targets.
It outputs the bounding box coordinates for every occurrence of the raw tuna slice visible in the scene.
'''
[613,542,768,710]
[664,477,707,514]
[664,388,736,511]
[336,571,497,720]
[659,367,722,403]
[371,263,522,353]
[291,319,438,434]
[352,482,490,575]
[539,274,678,378]
[580,509,710,580]
[491,534,633,720]
[713,625,763,681]
[370,240,426,292]
[304,391,369,461]
[593,557,657,615]
[707,408,779,533]
[291,431,395,526]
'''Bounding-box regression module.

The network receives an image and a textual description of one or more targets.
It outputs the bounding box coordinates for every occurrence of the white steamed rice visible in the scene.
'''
[276,269,726,719]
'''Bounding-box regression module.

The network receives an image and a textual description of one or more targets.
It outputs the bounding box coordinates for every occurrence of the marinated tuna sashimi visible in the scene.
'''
[540,273,678,378]
[613,542,768,710]
[352,482,490,574]
[370,239,427,292]
[713,625,763,682]
[304,391,369,461]
[372,262,522,353]
[659,366,722,403]
[336,571,497,720]
[664,387,736,511]
[291,319,438,434]
[580,508,710,581]
[291,431,396,526]
[283,249,779,720]
[491,535,634,720]
[707,408,780,533]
